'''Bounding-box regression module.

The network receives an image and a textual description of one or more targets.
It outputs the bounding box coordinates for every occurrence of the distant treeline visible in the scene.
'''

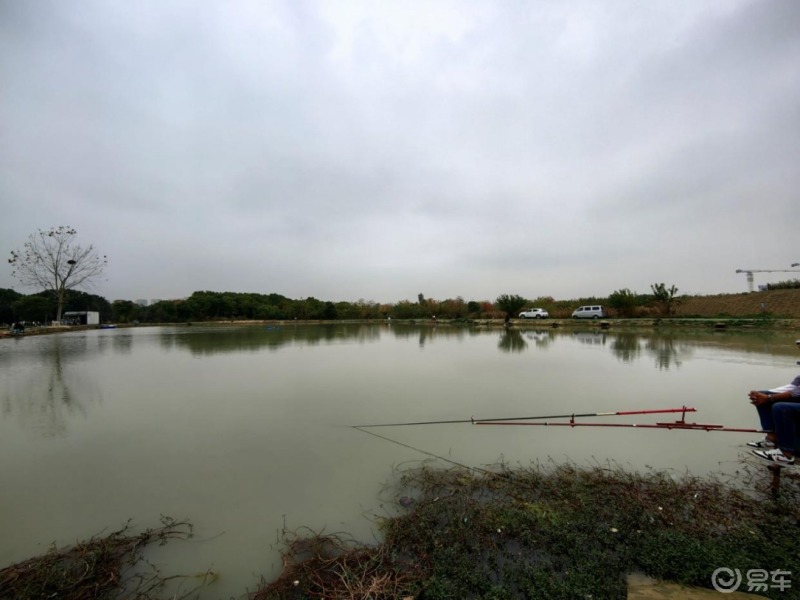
[766,279,800,290]
[2,278,798,324]
[0,288,600,324]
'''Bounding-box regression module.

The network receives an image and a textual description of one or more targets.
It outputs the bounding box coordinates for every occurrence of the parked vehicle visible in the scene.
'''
[571,305,608,319]
[519,308,549,319]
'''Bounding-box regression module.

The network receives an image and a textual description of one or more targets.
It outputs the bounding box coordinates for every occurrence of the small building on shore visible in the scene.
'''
[62,311,100,326]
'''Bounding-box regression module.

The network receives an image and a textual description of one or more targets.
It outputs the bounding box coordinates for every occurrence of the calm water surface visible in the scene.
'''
[1,324,797,598]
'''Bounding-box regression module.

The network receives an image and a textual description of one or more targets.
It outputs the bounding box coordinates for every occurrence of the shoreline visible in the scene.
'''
[3,315,800,339]
[3,462,793,599]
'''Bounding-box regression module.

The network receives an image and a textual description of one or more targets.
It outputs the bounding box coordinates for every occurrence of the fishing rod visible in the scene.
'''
[474,421,763,433]
[475,407,762,433]
[352,406,696,428]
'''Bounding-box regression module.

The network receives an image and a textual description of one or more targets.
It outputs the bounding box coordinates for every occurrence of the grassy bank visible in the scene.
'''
[259,463,800,600]
[4,463,799,600]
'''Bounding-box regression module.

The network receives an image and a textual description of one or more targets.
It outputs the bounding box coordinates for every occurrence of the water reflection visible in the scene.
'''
[524,329,555,348]
[567,329,693,370]
[0,326,785,439]
[605,332,692,370]
[610,333,642,363]
[111,332,133,354]
[3,325,785,366]
[643,335,690,370]
[159,323,487,354]
[161,323,386,355]
[384,323,477,347]
[572,331,608,346]
[1,324,794,600]
[498,329,527,353]
[1,336,102,437]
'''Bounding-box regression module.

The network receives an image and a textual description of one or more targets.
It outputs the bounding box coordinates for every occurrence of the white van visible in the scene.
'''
[571,305,608,319]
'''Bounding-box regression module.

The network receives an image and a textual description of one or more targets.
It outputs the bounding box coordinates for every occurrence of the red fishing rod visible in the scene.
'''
[472,406,696,424]
[475,421,763,433]
[474,406,762,433]
[352,406,696,428]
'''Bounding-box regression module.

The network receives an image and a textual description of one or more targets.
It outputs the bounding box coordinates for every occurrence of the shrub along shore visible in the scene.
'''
[2,462,799,600]
[3,287,800,326]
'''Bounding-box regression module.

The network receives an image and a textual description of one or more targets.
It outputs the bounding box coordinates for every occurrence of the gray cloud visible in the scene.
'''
[2,0,798,303]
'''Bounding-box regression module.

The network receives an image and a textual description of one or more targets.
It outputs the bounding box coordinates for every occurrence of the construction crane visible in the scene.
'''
[736,269,800,292]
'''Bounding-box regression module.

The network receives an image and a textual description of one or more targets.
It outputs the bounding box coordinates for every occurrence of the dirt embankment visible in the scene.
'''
[673,289,800,318]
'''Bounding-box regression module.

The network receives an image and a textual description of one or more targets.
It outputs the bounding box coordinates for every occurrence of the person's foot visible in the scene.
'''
[746,438,775,449]
[752,448,795,466]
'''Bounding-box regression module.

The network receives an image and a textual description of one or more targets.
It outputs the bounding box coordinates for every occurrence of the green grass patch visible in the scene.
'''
[259,463,800,599]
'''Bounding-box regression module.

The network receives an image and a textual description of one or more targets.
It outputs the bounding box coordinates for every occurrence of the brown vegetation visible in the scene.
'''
[0,518,213,600]
[674,289,800,318]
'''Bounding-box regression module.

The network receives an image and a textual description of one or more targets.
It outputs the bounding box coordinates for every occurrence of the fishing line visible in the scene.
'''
[352,426,493,476]
[352,418,477,428]
[352,426,576,503]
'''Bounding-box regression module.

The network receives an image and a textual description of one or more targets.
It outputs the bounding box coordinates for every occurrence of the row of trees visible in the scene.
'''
[1,286,687,326]
[3,224,695,325]
[766,279,800,290]
[0,289,476,324]
[607,283,681,318]
[492,283,681,321]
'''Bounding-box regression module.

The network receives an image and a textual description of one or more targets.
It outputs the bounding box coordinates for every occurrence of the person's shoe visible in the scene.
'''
[746,439,776,449]
[752,448,795,466]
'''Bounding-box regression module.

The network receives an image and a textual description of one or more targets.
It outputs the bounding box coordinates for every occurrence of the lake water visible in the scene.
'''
[1,323,798,598]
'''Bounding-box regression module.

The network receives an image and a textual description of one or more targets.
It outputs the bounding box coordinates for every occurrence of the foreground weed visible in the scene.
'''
[259,462,800,599]
[0,517,213,600]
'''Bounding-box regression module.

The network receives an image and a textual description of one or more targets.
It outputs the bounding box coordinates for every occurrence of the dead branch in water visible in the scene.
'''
[0,516,214,600]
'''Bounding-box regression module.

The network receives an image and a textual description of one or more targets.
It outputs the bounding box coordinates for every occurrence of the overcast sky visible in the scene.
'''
[1,1,798,304]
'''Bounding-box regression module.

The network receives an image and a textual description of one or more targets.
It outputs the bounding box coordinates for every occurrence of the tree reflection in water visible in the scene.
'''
[1,336,102,437]
[498,329,527,353]
[608,332,690,369]
[158,323,483,353]
[0,326,739,439]
[644,334,689,370]
[610,333,642,363]
[570,330,692,369]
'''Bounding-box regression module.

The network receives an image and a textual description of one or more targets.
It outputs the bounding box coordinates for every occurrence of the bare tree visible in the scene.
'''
[8,226,107,323]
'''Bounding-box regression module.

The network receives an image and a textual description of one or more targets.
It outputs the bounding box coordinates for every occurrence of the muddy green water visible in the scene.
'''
[1,324,797,598]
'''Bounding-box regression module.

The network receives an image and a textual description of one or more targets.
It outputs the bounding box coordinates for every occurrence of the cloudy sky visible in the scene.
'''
[1,1,798,304]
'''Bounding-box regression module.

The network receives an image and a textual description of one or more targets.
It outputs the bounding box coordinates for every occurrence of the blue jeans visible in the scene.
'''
[756,395,800,453]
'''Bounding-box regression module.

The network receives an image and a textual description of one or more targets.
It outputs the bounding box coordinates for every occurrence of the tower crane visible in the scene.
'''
[736,269,800,292]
